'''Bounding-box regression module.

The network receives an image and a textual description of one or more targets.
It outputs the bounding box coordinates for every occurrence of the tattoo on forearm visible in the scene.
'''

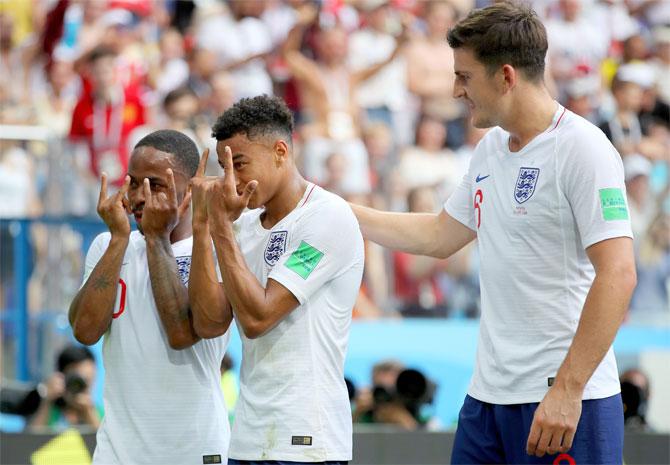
[92,275,113,291]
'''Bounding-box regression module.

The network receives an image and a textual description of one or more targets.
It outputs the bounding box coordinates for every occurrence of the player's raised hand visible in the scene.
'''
[207,145,257,224]
[190,148,218,227]
[526,383,582,457]
[141,169,188,238]
[97,173,131,239]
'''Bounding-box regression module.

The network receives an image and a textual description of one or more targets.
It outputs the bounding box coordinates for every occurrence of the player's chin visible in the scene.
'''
[471,113,493,129]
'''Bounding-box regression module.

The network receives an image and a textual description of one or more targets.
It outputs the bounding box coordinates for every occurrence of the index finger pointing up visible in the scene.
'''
[99,172,108,204]
[166,168,177,205]
[196,148,209,177]
[222,145,235,186]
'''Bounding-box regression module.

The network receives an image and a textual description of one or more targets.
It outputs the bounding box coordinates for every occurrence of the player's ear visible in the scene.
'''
[501,64,517,93]
[273,140,289,167]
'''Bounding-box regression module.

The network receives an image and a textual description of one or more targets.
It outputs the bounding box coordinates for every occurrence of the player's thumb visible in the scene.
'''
[242,181,258,202]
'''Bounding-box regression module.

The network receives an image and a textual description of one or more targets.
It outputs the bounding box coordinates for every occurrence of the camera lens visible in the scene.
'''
[64,373,88,396]
[396,369,428,401]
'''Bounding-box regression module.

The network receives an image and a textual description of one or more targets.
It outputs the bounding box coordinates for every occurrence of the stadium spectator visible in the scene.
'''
[624,154,657,242]
[545,0,609,102]
[68,130,231,464]
[351,3,636,463]
[282,3,406,195]
[28,344,101,431]
[651,26,670,105]
[598,65,663,159]
[195,0,274,100]
[348,0,409,134]
[630,213,670,320]
[620,368,651,430]
[397,114,460,192]
[405,0,465,148]
[147,27,190,102]
[69,46,146,187]
[354,360,440,430]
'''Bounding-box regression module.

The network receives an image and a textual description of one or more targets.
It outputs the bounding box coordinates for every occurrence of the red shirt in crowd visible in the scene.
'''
[69,80,146,185]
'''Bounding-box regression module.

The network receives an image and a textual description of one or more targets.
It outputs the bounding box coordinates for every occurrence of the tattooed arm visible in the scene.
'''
[141,171,199,350]
[69,235,129,345]
[69,174,131,345]
[145,234,199,349]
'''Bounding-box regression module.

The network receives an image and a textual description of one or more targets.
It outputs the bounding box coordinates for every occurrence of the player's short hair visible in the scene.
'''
[447,1,547,82]
[211,95,294,145]
[57,345,95,373]
[134,129,200,177]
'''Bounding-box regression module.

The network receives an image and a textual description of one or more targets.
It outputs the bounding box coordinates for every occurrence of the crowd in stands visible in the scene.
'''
[0,0,668,321]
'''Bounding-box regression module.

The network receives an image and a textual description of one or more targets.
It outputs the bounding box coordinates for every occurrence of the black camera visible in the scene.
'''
[0,381,42,416]
[621,380,647,428]
[373,368,437,421]
[64,373,88,396]
[53,373,88,409]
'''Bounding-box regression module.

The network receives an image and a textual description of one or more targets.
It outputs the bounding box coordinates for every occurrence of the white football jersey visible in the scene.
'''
[83,231,230,465]
[228,184,364,462]
[445,105,633,404]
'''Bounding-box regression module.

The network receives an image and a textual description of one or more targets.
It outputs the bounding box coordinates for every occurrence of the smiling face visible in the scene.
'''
[452,47,505,129]
[216,133,290,210]
[126,146,190,233]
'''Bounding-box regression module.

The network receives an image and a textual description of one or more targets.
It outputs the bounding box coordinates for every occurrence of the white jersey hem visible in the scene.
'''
[467,384,621,405]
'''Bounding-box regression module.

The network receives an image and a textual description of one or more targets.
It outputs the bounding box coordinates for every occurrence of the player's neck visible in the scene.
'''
[505,87,558,152]
[261,172,309,229]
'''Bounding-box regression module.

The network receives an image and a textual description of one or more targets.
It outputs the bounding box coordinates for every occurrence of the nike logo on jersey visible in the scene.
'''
[475,174,490,183]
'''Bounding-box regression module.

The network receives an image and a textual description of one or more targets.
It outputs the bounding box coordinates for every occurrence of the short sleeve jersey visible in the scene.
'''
[445,105,633,404]
[84,232,230,465]
[228,185,364,462]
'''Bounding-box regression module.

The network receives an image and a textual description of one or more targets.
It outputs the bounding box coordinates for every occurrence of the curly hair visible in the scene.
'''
[134,129,200,177]
[211,95,294,144]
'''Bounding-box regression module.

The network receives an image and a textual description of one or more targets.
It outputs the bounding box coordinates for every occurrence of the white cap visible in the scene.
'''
[101,9,134,28]
[565,75,601,98]
[624,154,652,181]
[616,63,656,89]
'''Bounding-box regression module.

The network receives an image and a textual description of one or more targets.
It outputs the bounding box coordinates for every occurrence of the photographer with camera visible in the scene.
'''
[28,345,100,431]
[620,368,651,431]
[354,360,440,431]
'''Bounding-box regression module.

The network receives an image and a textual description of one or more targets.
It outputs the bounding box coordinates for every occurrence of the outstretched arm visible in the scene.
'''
[69,175,131,345]
[350,204,476,258]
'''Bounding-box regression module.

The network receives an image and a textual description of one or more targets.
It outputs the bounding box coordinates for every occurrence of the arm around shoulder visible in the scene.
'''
[349,203,476,258]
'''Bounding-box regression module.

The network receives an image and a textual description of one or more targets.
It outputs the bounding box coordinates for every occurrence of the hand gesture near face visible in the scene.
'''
[207,146,258,225]
[97,173,131,239]
[190,148,219,228]
[141,168,191,239]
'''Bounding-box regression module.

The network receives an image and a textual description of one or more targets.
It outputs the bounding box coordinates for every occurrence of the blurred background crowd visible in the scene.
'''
[0,0,668,436]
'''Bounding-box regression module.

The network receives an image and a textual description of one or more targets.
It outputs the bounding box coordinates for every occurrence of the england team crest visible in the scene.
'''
[264,230,288,266]
[175,256,191,285]
[514,167,540,204]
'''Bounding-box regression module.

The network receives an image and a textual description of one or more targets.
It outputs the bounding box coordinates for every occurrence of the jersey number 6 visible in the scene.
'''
[474,189,483,229]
